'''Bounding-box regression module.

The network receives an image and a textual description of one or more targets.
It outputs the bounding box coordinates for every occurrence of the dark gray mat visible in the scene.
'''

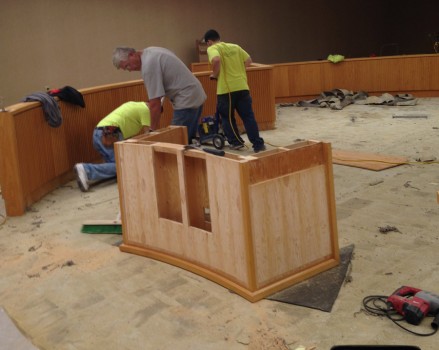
[266,244,354,312]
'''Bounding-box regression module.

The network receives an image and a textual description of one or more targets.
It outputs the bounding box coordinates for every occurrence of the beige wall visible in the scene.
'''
[1,0,437,107]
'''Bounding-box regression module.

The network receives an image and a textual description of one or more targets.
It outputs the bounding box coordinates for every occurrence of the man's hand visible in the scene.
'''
[101,134,119,148]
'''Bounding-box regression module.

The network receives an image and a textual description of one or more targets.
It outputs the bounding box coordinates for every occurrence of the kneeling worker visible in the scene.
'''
[74,101,151,192]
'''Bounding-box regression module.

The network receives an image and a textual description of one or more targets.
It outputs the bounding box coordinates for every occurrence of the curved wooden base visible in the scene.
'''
[120,243,339,302]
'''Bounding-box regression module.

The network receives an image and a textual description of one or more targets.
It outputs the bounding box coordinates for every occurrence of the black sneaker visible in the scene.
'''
[254,145,267,153]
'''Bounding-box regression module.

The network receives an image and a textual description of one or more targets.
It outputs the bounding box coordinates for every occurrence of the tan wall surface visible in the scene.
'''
[1,0,438,107]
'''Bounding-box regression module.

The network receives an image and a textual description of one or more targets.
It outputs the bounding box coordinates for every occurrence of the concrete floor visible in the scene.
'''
[1,98,439,350]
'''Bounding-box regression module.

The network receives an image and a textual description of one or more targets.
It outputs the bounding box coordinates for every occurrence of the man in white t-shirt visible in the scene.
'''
[112,46,207,142]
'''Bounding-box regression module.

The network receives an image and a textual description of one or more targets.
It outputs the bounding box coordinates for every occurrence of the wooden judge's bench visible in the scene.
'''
[114,126,339,302]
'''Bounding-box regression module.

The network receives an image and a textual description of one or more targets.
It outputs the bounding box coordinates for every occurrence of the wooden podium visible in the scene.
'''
[115,126,339,302]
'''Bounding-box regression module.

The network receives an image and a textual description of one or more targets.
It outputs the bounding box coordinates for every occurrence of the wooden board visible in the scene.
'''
[332,149,408,171]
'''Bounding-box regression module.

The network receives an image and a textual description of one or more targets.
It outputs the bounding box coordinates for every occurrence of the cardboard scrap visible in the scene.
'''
[332,149,408,171]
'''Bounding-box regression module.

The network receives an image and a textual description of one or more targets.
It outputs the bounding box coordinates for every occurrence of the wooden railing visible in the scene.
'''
[0,81,150,216]
[193,54,439,103]
[0,68,276,216]
[271,54,439,103]
[3,54,436,216]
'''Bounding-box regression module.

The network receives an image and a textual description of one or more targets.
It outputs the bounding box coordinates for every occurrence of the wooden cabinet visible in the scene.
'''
[115,126,339,302]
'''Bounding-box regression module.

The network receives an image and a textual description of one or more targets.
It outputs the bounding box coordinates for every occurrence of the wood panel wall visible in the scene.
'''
[193,54,439,103]
[2,53,435,216]
[0,81,148,216]
[0,70,275,216]
[272,54,439,103]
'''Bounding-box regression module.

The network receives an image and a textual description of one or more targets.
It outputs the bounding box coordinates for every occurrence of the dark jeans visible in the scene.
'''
[173,105,204,143]
[217,90,264,150]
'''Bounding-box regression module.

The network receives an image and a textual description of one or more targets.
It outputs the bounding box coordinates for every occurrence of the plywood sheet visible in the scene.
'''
[250,165,332,286]
[332,149,408,171]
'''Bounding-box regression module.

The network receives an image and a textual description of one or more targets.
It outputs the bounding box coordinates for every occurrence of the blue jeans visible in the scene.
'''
[82,128,123,182]
[172,105,203,142]
[217,90,264,150]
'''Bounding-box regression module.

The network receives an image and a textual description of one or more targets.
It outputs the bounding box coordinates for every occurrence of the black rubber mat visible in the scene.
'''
[266,244,355,312]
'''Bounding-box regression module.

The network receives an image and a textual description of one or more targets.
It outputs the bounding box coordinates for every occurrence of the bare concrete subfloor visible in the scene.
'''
[1,98,439,350]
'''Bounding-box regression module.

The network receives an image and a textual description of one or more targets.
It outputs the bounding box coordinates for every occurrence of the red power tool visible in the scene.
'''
[387,286,439,326]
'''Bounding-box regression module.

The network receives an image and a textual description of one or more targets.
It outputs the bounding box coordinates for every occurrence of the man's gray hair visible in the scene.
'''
[112,47,136,68]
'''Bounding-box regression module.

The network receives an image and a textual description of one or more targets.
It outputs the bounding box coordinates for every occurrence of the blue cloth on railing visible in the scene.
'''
[21,92,63,128]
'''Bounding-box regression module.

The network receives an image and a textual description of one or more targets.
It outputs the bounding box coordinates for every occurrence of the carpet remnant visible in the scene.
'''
[266,244,354,312]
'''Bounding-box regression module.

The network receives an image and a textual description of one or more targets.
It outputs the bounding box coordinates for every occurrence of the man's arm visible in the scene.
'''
[148,97,162,130]
[210,56,221,79]
[244,57,253,68]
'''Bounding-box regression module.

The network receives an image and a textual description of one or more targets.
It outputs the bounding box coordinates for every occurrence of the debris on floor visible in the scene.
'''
[378,225,401,234]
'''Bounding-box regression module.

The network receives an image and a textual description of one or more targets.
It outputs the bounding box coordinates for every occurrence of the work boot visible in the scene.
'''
[74,163,89,192]
[254,144,267,153]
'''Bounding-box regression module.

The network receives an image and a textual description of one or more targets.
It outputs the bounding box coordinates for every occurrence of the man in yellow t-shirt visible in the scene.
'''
[73,101,151,192]
[204,29,265,153]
